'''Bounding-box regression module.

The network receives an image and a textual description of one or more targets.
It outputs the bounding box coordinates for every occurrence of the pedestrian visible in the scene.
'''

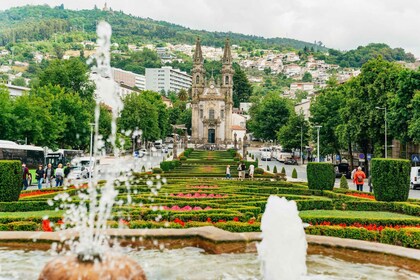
[351,167,357,188]
[248,164,255,180]
[353,166,366,192]
[64,163,71,178]
[368,175,373,193]
[44,163,55,188]
[22,163,30,190]
[27,172,32,187]
[55,163,64,187]
[226,165,231,179]
[35,164,45,190]
[237,162,243,181]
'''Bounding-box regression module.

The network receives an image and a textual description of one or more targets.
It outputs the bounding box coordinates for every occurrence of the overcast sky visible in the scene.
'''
[2,0,420,56]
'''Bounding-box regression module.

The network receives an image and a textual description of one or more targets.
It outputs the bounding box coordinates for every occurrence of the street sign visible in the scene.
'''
[359,153,365,159]
[412,154,420,163]
[367,154,372,161]
[336,155,341,161]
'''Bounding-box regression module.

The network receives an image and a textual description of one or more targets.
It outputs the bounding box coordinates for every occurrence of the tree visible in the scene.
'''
[409,91,420,143]
[140,91,169,139]
[277,113,309,150]
[302,72,312,82]
[38,57,95,100]
[249,92,292,140]
[98,104,113,152]
[178,88,188,101]
[11,77,26,87]
[119,92,160,142]
[0,86,13,139]
[232,64,252,108]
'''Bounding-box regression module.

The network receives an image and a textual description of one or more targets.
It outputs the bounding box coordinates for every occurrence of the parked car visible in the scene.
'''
[133,149,147,158]
[284,158,298,165]
[260,148,271,161]
[167,143,174,149]
[411,166,420,190]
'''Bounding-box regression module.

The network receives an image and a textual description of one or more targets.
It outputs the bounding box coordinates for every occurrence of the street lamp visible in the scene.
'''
[297,126,303,165]
[375,107,387,158]
[314,125,322,162]
[89,123,95,169]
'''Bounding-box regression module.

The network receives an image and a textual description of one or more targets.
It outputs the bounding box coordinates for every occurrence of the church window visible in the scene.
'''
[221,109,224,119]
[200,109,203,118]
[196,75,200,84]
[225,76,229,85]
[209,109,215,120]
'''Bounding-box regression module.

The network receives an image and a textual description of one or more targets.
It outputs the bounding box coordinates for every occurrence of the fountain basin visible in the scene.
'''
[0,226,419,278]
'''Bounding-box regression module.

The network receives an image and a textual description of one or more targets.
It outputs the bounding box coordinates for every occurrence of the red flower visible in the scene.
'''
[206,218,212,223]
[233,217,239,222]
[42,220,53,232]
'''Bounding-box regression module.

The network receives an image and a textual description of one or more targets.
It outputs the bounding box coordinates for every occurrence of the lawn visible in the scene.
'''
[299,210,420,220]
[0,210,62,219]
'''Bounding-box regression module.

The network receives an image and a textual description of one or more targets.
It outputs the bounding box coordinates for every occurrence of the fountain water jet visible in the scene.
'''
[258,195,307,280]
[38,21,146,280]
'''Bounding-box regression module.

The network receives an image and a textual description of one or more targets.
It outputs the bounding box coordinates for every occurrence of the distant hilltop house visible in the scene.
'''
[284,64,302,77]
[1,82,30,98]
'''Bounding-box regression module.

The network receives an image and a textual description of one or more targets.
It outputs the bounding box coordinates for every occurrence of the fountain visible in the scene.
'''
[38,21,146,280]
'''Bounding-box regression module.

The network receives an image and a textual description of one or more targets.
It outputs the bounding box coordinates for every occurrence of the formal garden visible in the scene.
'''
[0,150,419,249]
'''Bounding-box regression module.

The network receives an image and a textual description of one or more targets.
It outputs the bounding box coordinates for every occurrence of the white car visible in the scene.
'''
[260,148,272,161]
[411,167,420,190]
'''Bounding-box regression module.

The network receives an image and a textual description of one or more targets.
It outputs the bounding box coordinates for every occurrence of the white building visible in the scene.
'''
[295,99,311,120]
[232,113,247,141]
[145,66,192,93]
[112,68,146,91]
[2,83,30,98]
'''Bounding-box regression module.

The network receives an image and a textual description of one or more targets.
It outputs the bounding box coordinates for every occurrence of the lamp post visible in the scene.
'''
[297,126,303,165]
[89,123,95,183]
[314,125,322,162]
[375,107,387,158]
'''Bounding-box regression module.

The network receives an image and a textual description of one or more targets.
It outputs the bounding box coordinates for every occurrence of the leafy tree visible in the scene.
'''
[11,77,26,87]
[119,92,160,142]
[0,86,13,139]
[140,91,169,138]
[38,57,95,99]
[277,113,309,150]
[302,72,312,82]
[232,64,252,108]
[178,88,188,101]
[248,92,292,140]
[409,91,420,143]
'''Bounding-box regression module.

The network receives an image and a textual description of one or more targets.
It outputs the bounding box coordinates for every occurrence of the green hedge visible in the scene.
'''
[152,167,162,174]
[183,148,194,158]
[371,159,411,202]
[0,201,53,212]
[306,226,420,249]
[160,160,181,172]
[0,160,22,202]
[307,163,335,191]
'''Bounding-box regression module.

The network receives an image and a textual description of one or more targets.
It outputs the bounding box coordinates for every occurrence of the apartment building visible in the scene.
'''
[112,68,146,90]
[145,66,192,93]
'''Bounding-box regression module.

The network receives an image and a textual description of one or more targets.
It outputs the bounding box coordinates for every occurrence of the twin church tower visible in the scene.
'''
[191,38,234,145]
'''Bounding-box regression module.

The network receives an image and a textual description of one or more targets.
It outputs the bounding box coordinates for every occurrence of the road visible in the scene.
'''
[249,148,420,199]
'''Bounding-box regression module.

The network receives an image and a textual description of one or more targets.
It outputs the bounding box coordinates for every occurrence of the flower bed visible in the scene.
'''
[346,193,375,200]
[19,190,57,198]
[169,193,228,198]
[161,205,213,211]
[186,185,219,189]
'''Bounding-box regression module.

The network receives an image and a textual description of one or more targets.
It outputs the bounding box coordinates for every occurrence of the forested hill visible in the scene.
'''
[0,4,324,51]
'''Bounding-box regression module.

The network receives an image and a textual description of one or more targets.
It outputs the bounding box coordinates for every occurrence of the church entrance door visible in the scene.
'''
[208,129,215,144]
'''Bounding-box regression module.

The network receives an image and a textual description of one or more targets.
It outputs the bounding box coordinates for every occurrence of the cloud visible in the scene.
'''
[2,0,420,56]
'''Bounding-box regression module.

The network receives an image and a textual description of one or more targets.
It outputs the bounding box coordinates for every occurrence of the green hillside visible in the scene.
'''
[0,4,324,51]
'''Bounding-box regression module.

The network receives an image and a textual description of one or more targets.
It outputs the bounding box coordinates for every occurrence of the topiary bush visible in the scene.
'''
[340,175,349,189]
[234,156,240,161]
[273,166,277,173]
[371,159,411,202]
[141,166,146,172]
[0,160,21,202]
[152,167,163,174]
[266,165,270,171]
[255,168,264,175]
[307,162,335,191]
[179,156,187,161]
[292,168,298,179]
[281,167,286,174]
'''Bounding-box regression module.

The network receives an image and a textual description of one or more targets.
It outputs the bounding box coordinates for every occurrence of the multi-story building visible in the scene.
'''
[112,68,146,90]
[145,66,192,93]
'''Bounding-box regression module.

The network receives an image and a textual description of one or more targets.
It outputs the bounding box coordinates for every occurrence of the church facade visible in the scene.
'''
[191,38,234,145]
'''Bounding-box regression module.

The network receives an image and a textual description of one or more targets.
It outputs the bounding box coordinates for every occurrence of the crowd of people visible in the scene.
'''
[22,163,72,190]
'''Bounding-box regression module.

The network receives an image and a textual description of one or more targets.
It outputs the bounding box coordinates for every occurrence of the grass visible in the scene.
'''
[299,210,420,220]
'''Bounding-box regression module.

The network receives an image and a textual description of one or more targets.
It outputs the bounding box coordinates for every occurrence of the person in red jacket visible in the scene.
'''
[353,166,366,192]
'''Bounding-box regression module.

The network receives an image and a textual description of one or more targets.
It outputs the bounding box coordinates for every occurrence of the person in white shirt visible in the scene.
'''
[249,164,255,180]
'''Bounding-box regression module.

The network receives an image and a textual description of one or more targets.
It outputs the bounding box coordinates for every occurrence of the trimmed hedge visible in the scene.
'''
[307,163,335,191]
[183,148,194,158]
[160,160,181,172]
[371,158,411,202]
[152,167,162,174]
[0,201,53,212]
[0,160,22,202]
[306,226,420,249]
[292,168,297,178]
[340,175,349,189]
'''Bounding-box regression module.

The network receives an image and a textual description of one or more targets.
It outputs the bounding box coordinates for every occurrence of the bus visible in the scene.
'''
[46,149,83,168]
[0,140,45,168]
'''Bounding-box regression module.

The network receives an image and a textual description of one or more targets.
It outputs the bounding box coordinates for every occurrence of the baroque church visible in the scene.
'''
[191,38,234,145]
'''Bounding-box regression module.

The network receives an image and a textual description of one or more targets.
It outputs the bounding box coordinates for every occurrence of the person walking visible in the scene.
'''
[64,163,71,179]
[226,165,231,179]
[353,167,366,192]
[44,163,55,188]
[248,164,255,180]
[55,163,64,187]
[237,162,243,181]
[22,163,30,190]
[35,165,45,190]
